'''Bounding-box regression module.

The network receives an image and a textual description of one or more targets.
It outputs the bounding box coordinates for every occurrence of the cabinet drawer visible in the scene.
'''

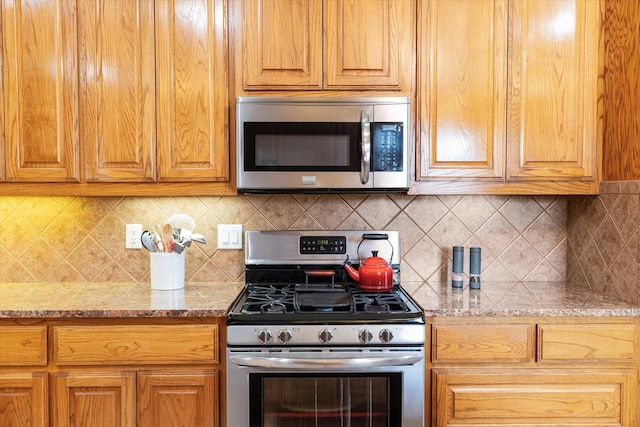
[53,324,218,365]
[432,323,534,363]
[433,369,631,426]
[0,326,47,366]
[538,323,636,362]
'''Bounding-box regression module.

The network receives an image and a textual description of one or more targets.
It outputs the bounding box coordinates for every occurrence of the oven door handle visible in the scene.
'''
[229,354,422,369]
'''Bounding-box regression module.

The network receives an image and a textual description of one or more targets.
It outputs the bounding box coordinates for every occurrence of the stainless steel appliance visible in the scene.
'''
[226,230,425,427]
[236,97,409,192]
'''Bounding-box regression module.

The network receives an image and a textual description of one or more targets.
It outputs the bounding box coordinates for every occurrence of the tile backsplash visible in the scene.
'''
[0,194,568,284]
[567,181,640,304]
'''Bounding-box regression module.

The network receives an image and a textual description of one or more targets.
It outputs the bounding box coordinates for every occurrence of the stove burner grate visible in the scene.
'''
[240,284,296,314]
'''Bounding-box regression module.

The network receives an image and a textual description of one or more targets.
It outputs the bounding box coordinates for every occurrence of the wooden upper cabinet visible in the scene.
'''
[418,0,507,180]
[324,0,412,90]
[414,0,602,195]
[242,0,322,89]
[506,0,599,182]
[239,0,414,91]
[79,0,156,182]
[156,0,229,181]
[2,0,79,182]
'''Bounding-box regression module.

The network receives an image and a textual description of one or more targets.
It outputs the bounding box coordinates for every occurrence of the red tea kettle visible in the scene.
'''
[344,234,394,292]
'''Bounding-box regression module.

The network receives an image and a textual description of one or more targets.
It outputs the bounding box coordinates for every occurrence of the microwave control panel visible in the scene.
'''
[373,123,403,172]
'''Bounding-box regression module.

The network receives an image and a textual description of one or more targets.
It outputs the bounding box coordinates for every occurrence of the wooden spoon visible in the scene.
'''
[162,223,174,253]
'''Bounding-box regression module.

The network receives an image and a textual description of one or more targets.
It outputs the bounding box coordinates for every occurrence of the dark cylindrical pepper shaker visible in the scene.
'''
[452,246,464,288]
[469,247,481,289]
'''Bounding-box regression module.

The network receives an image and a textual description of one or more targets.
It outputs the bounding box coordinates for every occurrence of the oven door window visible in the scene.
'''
[243,122,361,171]
[250,373,402,427]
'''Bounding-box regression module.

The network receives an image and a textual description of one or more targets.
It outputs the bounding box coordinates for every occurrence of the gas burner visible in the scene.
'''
[240,284,296,314]
[352,290,409,314]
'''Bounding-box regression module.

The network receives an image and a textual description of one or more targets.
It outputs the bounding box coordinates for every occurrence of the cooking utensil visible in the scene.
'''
[162,223,174,252]
[141,230,157,252]
[154,224,166,252]
[190,233,207,244]
[167,213,195,232]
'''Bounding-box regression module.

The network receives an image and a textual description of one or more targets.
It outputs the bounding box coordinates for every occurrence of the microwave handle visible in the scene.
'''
[360,110,371,184]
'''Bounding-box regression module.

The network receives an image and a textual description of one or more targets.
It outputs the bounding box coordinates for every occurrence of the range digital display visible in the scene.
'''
[300,236,346,254]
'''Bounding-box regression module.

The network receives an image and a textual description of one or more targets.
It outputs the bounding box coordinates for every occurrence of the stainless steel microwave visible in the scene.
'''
[236,97,409,192]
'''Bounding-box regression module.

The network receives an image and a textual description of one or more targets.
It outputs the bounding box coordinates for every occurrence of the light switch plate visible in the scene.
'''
[217,224,243,250]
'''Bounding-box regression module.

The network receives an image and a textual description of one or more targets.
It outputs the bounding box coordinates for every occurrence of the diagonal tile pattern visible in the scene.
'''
[0,194,570,286]
[567,181,640,303]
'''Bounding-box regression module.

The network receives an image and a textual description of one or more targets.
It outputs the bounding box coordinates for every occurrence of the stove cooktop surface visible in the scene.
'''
[227,282,424,324]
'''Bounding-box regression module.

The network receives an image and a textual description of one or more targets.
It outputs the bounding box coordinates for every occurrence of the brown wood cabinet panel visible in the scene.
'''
[324,0,413,90]
[53,325,218,365]
[1,0,79,182]
[156,0,229,182]
[433,369,632,426]
[417,0,507,179]
[138,370,218,427]
[506,0,600,181]
[0,372,48,427]
[0,326,47,366]
[602,0,640,181]
[538,323,636,362]
[79,0,156,182]
[432,323,534,363]
[241,0,322,89]
[53,371,136,427]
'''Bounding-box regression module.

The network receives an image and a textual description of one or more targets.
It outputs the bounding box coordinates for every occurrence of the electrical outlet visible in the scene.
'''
[217,224,243,249]
[126,224,143,249]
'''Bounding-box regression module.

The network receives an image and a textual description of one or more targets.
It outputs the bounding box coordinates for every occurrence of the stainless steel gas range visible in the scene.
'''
[226,230,425,427]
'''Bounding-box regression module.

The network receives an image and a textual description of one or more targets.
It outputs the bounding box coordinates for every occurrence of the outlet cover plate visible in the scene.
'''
[217,224,243,249]
[126,224,143,249]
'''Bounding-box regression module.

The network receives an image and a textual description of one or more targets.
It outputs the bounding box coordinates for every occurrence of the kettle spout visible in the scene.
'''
[343,263,360,282]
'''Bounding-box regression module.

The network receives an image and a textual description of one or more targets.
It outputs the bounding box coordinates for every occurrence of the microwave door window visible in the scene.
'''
[255,135,350,168]
[244,122,361,171]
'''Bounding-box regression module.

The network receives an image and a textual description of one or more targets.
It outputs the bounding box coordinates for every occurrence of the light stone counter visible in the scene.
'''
[1,281,638,318]
[0,282,243,318]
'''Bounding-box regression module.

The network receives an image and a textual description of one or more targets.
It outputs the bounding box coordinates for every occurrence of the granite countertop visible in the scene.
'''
[1,281,639,319]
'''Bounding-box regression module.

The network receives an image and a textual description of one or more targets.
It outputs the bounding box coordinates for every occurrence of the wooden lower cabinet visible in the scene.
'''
[433,368,633,426]
[138,370,218,427]
[0,318,223,427]
[429,318,639,427]
[0,372,48,427]
[52,369,218,427]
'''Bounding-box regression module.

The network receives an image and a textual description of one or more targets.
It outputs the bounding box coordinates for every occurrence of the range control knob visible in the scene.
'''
[358,329,373,344]
[379,329,394,343]
[257,329,272,344]
[318,328,333,344]
[278,329,292,344]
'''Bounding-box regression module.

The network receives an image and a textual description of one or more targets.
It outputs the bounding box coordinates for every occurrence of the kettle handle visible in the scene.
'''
[356,233,394,263]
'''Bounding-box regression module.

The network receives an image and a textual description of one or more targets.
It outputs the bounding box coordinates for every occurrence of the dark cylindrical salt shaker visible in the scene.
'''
[452,246,464,288]
[469,247,481,289]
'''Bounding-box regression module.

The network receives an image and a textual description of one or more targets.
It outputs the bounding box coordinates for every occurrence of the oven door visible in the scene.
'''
[226,347,425,427]
[236,97,408,192]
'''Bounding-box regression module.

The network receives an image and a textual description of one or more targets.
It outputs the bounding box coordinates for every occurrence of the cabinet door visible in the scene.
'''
[1,0,79,182]
[53,371,136,427]
[506,0,600,181]
[240,0,322,89]
[433,368,633,426]
[138,370,218,427]
[417,0,507,179]
[155,0,229,181]
[324,0,414,90]
[0,373,47,427]
[79,0,156,182]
